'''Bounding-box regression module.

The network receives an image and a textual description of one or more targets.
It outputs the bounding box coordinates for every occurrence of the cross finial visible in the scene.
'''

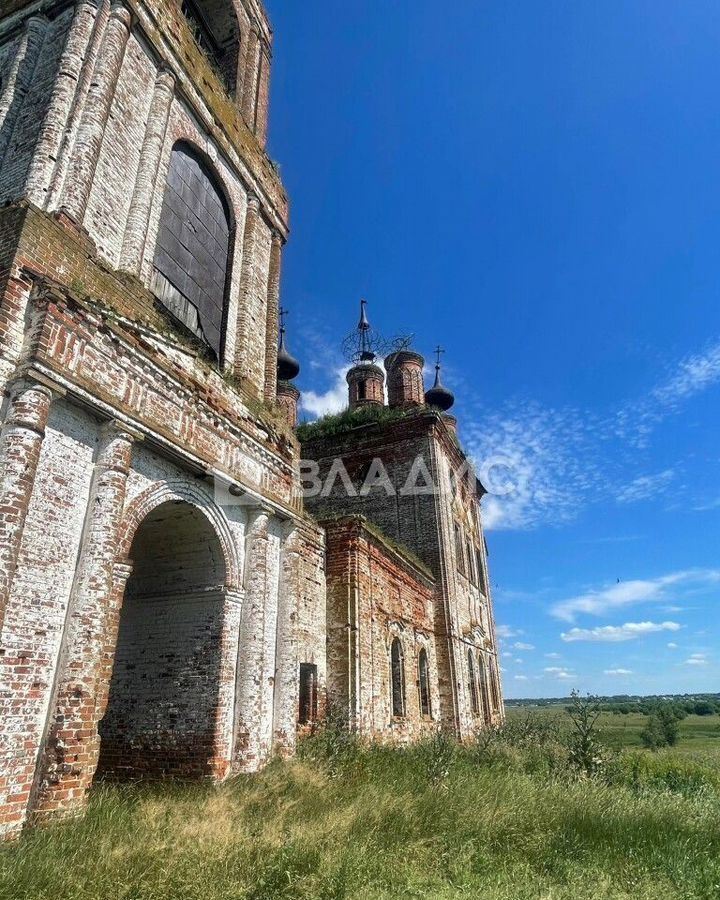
[280,307,289,334]
[434,345,446,369]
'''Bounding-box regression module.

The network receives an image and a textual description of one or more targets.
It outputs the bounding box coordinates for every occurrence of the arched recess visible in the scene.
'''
[181,0,241,95]
[151,141,234,361]
[96,486,241,780]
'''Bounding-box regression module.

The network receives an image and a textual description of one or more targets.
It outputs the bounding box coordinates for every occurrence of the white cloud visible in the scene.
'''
[561,621,681,643]
[604,668,633,676]
[301,366,350,418]
[667,642,678,649]
[616,469,675,505]
[496,625,523,639]
[684,653,709,667]
[514,675,529,682]
[551,569,720,622]
[513,642,535,651]
[544,666,574,680]
[544,652,561,659]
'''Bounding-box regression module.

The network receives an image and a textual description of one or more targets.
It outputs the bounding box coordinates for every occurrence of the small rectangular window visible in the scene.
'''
[299,663,318,724]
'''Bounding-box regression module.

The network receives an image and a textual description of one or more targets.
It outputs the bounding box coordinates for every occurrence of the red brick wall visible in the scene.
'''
[324,517,440,741]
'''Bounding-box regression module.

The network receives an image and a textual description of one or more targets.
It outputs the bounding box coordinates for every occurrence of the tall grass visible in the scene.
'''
[2,728,719,900]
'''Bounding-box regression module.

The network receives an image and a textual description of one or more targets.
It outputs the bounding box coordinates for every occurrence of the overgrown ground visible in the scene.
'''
[2,713,720,900]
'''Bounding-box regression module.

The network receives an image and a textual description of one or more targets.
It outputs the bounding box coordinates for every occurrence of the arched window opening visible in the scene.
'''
[490,662,502,714]
[479,657,492,724]
[477,548,487,595]
[418,648,432,718]
[454,523,466,577]
[181,0,240,95]
[152,142,232,361]
[390,638,406,718]
[468,650,480,718]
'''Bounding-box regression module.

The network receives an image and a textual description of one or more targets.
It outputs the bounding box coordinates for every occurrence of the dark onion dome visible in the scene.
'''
[425,365,455,412]
[277,326,300,381]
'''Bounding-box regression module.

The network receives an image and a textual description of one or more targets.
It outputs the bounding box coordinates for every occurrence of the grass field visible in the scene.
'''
[2,715,720,900]
[506,704,720,754]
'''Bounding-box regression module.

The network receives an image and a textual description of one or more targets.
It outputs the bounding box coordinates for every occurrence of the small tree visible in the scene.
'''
[641,714,666,751]
[658,706,680,746]
[566,691,605,777]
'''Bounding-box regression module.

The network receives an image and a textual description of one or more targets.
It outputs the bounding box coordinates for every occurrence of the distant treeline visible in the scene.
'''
[507,694,720,717]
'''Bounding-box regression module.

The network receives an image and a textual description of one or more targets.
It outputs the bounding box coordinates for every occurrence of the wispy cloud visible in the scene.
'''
[604,668,633,676]
[513,642,535,651]
[459,337,720,530]
[464,402,601,531]
[551,569,720,622]
[684,653,709,667]
[561,621,681,643]
[616,469,676,505]
[615,339,720,447]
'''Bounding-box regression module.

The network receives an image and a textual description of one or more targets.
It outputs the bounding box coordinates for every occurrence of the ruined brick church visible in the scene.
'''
[0,0,502,838]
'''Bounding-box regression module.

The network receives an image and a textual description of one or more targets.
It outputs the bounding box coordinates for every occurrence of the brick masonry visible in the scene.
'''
[0,0,327,839]
[0,0,503,840]
[302,409,504,740]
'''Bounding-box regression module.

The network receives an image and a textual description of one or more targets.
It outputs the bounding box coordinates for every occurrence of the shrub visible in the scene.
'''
[566,691,606,777]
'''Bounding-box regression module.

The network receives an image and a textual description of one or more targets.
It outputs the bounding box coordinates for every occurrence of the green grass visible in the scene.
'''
[507,705,720,754]
[2,732,720,900]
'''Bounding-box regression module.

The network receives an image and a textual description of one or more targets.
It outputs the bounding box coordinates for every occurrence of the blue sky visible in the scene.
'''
[265,0,720,698]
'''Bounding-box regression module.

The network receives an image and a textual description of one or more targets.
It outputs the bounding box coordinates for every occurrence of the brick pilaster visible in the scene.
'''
[233,192,261,383]
[31,423,135,823]
[255,43,271,144]
[211,587,244,780]
[120,69,176,274]
[263,230,282,403]
[0,379,55,635]
[0,16,49,168]
[272,527,301,755]
[25,1,103,209]
[60,1,132,224]
[240,26,260,127]
[233,508,279,770]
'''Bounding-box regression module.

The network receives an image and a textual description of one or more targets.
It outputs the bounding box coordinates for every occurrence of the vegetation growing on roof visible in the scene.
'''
[360,518,434,580]
[296,403,434,443]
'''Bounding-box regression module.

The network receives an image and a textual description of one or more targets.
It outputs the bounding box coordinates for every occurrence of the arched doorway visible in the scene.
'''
[96,500,227,780]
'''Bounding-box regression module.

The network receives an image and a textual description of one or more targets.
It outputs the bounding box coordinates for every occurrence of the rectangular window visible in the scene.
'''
[298,663,318,724]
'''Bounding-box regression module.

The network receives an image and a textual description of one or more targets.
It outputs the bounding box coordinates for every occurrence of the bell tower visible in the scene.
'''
[0,0,287,398]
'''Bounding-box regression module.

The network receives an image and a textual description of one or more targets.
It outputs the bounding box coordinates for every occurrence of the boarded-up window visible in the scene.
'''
[298,663,318,724]
[418,649,432,718]
[391,638,406,718]
[152,143,231,360]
